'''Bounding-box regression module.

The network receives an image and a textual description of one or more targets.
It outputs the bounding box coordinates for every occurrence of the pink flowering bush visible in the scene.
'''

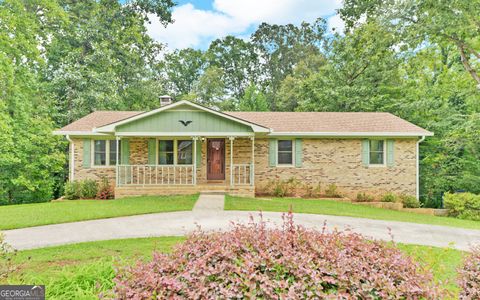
[113,214,441,299]
[459,247,480,299]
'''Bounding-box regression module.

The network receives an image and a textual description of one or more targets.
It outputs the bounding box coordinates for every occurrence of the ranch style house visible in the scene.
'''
[54,97,433,199]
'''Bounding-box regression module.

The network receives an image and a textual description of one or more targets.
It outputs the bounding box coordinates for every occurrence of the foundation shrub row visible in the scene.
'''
[64,177,114,200]
[258,177,341,198]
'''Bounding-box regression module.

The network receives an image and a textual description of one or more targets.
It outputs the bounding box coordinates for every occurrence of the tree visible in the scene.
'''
[251,18,327,109]
[206,36,259,99]
[238,84,269,111]
[276,53,326,111]
[340,0,480,89]
[296,22,401,112]
[45,0,174,126]
[163,48,205,97]
[0,0,65,204]
[193,66,226,107]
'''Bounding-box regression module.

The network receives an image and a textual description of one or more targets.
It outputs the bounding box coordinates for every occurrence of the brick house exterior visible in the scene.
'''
[57,100,432,199]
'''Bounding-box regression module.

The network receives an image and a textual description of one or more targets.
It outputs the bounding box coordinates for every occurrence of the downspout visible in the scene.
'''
[66,135,75,182]
[416,136,426,200]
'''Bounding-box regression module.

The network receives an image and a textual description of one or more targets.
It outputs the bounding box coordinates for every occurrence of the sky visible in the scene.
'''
[145,0,345,50]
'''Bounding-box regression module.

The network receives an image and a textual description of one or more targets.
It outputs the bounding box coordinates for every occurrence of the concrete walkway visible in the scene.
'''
[4,210,480,251]
[193,193,225,212]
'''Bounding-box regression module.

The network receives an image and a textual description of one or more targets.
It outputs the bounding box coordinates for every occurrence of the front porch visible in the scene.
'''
[113,136,256,198]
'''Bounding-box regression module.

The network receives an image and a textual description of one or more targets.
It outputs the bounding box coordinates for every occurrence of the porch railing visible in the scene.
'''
[117,165,194,186]
[232,163,252,185]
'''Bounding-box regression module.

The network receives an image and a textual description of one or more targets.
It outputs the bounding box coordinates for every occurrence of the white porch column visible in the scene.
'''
[229,136,235,187]
[193,137,198,185]
[116,137,120,186]
[251,136,255,186]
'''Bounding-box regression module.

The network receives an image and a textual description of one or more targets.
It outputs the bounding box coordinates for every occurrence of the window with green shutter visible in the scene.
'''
[362,139,393,167]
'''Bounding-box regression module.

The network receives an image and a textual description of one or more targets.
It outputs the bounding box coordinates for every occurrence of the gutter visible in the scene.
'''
[66,135,74,182]
[416,136,426,200]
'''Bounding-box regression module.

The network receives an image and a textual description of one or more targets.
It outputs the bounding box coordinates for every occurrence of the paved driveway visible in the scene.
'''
[4,209,480,251]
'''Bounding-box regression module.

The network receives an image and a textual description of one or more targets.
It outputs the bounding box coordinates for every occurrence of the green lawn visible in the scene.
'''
[0,195,198,230]
[4,237,185,299]
[397,243,464,296]
[225,195,480,230]
[2,238,463,299]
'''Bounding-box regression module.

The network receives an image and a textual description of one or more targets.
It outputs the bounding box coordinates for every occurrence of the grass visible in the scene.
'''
[397,243,464,296]
[0,194,198,230]
[4,237,185,299]
[2,238,464,299]
[225,195,480,230]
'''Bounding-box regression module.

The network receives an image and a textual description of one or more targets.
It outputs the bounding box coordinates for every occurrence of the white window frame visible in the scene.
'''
[156,138,194,166]
[368,139,386,167]
[91,139,118,168]
[276,139,295,167]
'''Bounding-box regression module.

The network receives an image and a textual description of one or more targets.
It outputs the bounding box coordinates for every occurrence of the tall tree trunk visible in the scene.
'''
[457,43,480,89]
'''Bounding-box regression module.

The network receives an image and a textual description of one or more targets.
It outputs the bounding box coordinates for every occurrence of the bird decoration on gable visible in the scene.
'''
[179,120,193,126]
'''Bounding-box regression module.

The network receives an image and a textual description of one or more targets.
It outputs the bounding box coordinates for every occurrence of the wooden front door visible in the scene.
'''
[207,139,225,180]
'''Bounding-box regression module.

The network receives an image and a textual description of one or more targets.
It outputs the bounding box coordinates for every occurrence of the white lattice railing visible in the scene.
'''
[232,163,252,185]
[117,165,194,186]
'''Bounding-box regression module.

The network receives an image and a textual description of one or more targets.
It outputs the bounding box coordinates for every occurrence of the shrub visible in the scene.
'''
[0,233,18,280]
[324,183,341,197]
[113,214,441,299]
[459,247,480,299]
[444,192,480,221]
[400,194,421,208]
[64,181,82,200]
[303,182,322,198]
[96,177,114,200]
[381,192,398,203]
[265,177,301,197]
[80,179,98,199]
[356,192,375,202]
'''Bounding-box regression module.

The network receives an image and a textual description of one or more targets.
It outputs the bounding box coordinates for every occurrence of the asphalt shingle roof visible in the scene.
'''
[57,110,432,135]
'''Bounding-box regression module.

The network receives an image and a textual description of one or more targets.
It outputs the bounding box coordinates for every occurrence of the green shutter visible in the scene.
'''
[148,139,156,165]
[196,140,202,166]
[121,139,130,164]
[387,139,395,167]
[269,139,277,167]
[361,139,370,166]
[83,139,91,168]
[295,139,303,167]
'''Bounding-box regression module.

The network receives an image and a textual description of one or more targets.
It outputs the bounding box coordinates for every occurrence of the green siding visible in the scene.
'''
[196,140,202,166]
[387,139,395,167]
[295,139,303,167]
[116,111,252,133]
[83,139,91,168]
[121,139,130,164]
[269,139,277,167]
[148,139,156,164]
[361,139,369,166]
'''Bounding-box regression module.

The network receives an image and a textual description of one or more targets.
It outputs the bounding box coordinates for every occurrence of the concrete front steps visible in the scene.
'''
[115,184,254,199]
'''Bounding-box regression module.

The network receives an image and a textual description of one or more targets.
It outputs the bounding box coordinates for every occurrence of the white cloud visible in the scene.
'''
[147,0,343,49]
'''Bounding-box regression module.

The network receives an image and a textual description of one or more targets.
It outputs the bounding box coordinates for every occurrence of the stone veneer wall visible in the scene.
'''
[71,137,417,197]
[253,138,417,198]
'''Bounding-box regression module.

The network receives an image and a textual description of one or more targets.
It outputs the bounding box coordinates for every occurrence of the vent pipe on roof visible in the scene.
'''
[160,95,172,106]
